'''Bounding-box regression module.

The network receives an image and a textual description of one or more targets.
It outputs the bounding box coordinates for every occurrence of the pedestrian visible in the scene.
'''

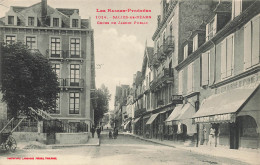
[209,126,215,146]
[203,126,208,145]
[91,126,95,138]
[109,130,112,139]
[97,127,101,138]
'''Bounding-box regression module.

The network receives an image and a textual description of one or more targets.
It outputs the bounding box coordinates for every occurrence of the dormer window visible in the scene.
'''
[5,7,18,26]
[193,34,198,52]
[50,10,62,28]
[70,10,81,28]
[28,17,34,26]
[53,18,59,27]
[206,15,217,41]
[232,0,242,19]
[8,16,14,25]
[184,44,188,59]
[72,19,79,28]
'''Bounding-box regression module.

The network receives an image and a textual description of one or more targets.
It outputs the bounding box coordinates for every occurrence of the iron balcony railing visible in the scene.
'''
[46,49,65,59]
[65,50,84,59]
[64,78,84,87]
[46,49,84,59]
[158,44,166,61]
[163,36,175,54]
[152,52,160,67]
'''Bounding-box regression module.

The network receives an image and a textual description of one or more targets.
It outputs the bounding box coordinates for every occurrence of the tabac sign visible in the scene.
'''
[171,95,183,104]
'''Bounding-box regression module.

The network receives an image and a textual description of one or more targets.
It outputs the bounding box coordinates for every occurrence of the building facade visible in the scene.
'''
[0,0,95,131]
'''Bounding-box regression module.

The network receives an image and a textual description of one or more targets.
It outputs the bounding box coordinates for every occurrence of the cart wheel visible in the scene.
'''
[5,136,17,152]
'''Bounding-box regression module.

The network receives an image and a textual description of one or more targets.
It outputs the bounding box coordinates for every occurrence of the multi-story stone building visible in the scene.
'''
[0,0,95,131]
[174,0,260,149]
[133,0,214,141]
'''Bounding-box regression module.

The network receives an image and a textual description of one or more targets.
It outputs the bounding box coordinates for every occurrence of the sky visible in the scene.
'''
[0,0,161,110]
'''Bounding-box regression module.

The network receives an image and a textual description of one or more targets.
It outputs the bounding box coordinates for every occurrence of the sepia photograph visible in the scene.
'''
[0,0,259,164]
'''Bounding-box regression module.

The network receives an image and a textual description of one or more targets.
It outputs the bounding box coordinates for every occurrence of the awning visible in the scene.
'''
[193,86,258,123]
[146,113,159,125]
[165,105,183,122]
[133,117,141,123]
[123,120,131,129]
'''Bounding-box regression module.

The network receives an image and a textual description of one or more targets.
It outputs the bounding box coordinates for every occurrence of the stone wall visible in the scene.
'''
[55,132,89,144]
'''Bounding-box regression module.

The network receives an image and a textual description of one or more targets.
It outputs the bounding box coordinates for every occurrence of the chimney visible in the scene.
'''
[41,0,47,25]
[160,0,167,19]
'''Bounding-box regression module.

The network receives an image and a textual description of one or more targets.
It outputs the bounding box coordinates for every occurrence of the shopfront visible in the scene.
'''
[146,113,159,138]
[165,103,197,142]
[193,85,260,149]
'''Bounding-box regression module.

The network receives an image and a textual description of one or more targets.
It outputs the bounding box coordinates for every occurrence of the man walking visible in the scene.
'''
[91,126,95,138]
[97,127,101,138]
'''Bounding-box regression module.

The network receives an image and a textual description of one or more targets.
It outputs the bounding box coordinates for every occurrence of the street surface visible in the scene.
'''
[0,132,250,165]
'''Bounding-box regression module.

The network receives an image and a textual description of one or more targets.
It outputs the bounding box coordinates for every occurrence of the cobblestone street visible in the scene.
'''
[0,133,251,165]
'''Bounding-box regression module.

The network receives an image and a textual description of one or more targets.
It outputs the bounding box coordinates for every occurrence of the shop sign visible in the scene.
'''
[171,95,183,104]
[194,113,235,123]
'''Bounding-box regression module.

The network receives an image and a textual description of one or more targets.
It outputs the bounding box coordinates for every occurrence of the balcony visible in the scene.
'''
[65,50,84,62]
[57,78,64,87]
[64,78,84,90]
[46,49,65,61]
[150,68,174,91]
[158,45,166,61]
[152,52,160,67]
[163,36,174,54]
[46,49,84,62]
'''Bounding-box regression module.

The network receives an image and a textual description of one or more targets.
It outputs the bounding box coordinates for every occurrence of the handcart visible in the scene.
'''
[0,117,25,152]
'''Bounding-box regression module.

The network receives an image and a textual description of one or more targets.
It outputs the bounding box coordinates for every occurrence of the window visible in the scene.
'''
[221,35,234,79]
[206,15,217,41]
[244,16,259,69]
[70,64,80,86]
[26,36,36,49]
[69,92,80,114]
[52,64,60,78]
[28,17,34,26]
[8,16,14,25]
[232,0,242,19]
[70,38,80,57]
[183,44,188,59]
[53,18,59,27]
[50,37,61,57]
[178,70,183,94]
[5,35,16,45]
[193,34,198,52]
[187,62,194,93]
[51,93,60,114]
[72,19,79,28]
[201,52,210,86]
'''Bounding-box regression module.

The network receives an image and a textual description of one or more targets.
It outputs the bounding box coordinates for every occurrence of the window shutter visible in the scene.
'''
[206,24,209,41]
[213,15,217,35]
[179,71,183,95]
[202,52,209,86]
[226,35,233,77]
[187,64,193,93]
[221,39,227,79]
[252,16,260,66]
[244,22,252,69]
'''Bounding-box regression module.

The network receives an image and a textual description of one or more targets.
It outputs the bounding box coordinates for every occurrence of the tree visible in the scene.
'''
[94,84,111,126]
[0,43,60,118]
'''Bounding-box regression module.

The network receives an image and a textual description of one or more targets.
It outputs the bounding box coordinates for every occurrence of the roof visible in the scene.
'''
[146,47,154,61]
[56,8,79,16]
[12,6,28,12]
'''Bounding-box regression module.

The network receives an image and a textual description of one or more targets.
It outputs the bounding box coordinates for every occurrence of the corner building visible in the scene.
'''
[0,0,95,131]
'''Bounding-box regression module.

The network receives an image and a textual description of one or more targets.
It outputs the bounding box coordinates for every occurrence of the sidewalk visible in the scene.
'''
[122,132,260,165]
[17,135,100,149]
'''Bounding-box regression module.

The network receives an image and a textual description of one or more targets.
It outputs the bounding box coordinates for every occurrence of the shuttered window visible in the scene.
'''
[221,34,234,80]
[187,63,194,93]
[201,52,209,86]
[244,15,260,69]
[178,70,183,94]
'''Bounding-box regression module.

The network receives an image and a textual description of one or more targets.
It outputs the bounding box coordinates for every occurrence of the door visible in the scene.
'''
[230,123,239,149]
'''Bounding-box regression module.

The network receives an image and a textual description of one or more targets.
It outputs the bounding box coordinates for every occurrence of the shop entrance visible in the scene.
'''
[230,122,239,149]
